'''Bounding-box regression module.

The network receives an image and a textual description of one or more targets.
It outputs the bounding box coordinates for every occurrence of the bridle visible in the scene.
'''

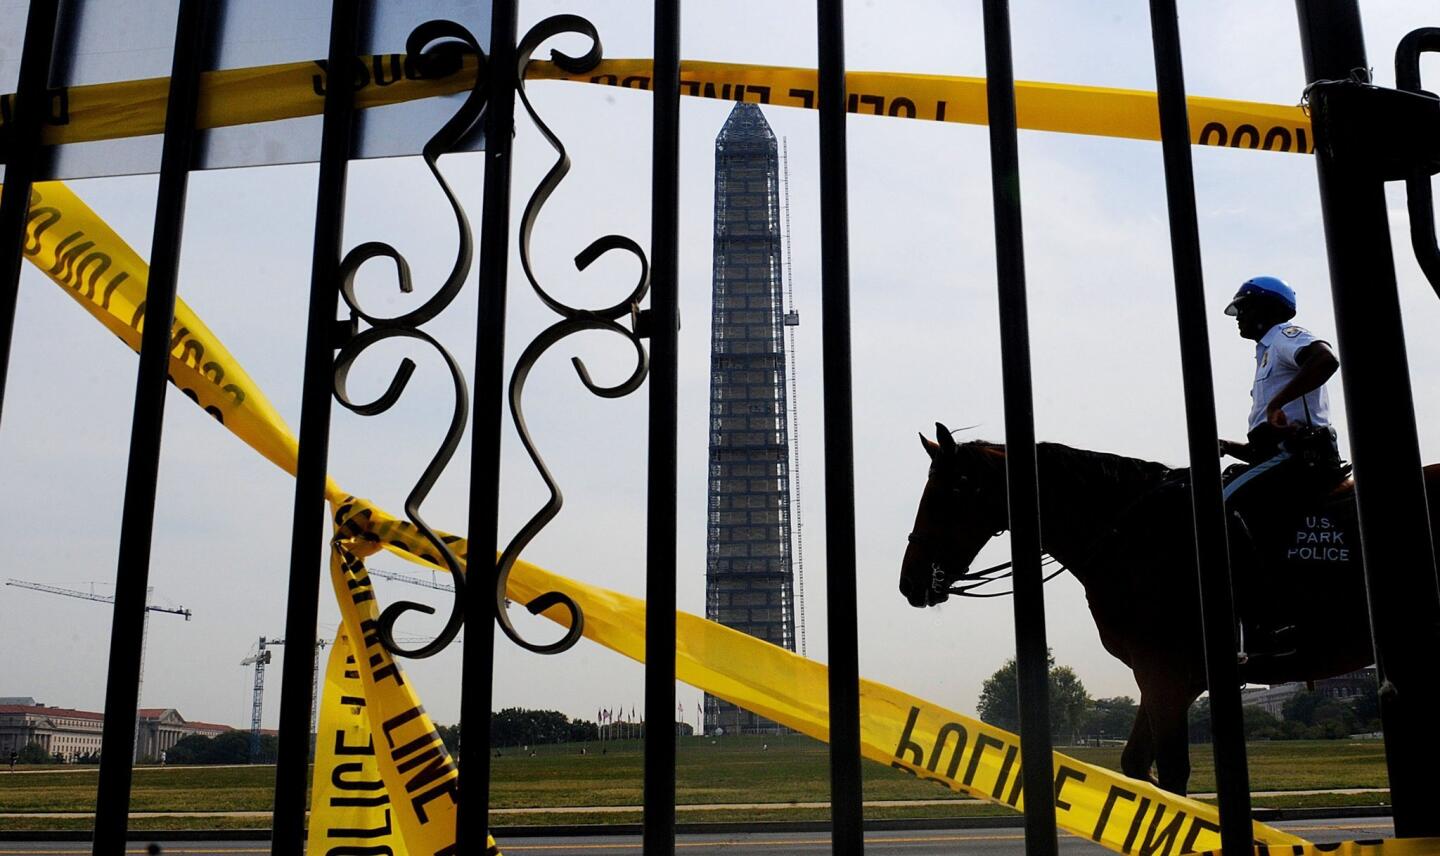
[907,531,1066,598]
[907,462,1066,599]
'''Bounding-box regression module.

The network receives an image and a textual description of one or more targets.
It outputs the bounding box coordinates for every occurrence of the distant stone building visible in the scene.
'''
[1241,667,1378,719]
[0,703,104,760]
[0,701,232,762]
[137,708,233,760]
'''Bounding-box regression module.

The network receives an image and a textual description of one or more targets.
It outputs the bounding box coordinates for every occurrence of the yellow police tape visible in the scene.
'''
[1,55,479,146]
[529,59,1314,154]
[11,179,1430,854]
[1,55,1311,154]
[1198,842,1437,856]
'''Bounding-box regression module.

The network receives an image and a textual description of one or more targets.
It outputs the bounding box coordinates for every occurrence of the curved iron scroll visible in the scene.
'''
[495,15,650,655]
[331,20,486,660]
[1397,27,1440,298]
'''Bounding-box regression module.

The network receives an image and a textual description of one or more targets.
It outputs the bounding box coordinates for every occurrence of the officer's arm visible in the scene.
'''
[1266,341,1339,420]
[1219,438,1259,462]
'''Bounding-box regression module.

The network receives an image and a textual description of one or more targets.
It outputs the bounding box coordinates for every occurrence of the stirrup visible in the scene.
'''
[1238,622,1298,664]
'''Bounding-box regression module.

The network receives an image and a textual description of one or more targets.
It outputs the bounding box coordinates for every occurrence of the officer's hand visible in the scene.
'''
[1266,405,1295,431]
[1218,439,1241,458]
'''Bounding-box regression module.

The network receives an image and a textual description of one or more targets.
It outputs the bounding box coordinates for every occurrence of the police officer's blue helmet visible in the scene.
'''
[1224,275,1297,317]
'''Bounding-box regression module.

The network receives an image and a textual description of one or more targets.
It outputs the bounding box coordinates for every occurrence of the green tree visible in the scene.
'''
[167,734,212,764]
[977,652,1091,742]
[1281,690,1324,725]
[1188,698,1211,743]
[1084,696,1138,740]
[568,719,598,743]
[165,732,276,764]
[1242,705,1281,739]
[16,742,56,764]
[1351,682,1381,732]
[435,722,461,755]
[1281,690,1357,737]
[1188,699,1283,742]
[489,708,593,747]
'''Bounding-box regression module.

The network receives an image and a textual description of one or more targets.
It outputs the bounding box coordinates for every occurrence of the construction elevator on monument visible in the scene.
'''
[704,102,805,737]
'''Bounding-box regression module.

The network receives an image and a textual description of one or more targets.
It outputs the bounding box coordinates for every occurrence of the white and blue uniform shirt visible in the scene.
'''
[1247,323,1332,433]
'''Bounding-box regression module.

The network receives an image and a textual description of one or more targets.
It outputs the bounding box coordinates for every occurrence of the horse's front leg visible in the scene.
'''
[1120,702,1156,785]
[1149,689,1199,796]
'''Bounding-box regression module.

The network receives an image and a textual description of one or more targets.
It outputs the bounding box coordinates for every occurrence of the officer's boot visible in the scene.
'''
[1230,511,1299,662]
[1228,511,1293,662]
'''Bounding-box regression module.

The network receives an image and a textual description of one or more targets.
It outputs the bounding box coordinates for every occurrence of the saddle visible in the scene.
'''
[1221,455,1354,561]
[1222,463,1361,659]
[1122,459,1366,662]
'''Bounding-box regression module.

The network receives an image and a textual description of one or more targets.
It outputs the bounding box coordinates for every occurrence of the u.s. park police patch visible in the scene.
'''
[1282,325,1303,337]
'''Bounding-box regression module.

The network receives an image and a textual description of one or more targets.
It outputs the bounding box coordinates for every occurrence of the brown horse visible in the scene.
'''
[898,423,1440,795]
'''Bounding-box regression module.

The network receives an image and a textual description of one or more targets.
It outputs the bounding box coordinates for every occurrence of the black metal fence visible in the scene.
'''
[0,2,1438,856]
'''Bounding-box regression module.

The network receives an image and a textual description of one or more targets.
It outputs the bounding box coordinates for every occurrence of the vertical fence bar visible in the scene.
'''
[1295,0,1440,838]
[91,0,210,852]
[1146,3,1254,853]
[977,3,1058,854]
[644,0,681,853]
[815,2,863,853]
[270,1,361,851]
[458,0,519,850]
[0,0,60,428]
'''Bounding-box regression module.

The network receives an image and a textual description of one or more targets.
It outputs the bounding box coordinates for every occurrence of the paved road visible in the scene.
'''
[0,818,1394,855]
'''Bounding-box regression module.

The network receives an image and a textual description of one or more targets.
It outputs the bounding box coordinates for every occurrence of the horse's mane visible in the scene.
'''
[959,439,1172,506]
[1037,442,1171,490]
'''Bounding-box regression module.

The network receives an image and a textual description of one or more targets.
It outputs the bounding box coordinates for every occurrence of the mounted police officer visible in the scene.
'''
[1217,275,1342,656]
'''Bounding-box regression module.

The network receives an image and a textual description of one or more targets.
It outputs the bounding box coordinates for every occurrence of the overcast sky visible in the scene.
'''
[2,1,1439,735]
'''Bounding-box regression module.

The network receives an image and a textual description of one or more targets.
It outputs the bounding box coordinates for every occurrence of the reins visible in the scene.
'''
[945,553,1067,598]
[906,530,1068,598]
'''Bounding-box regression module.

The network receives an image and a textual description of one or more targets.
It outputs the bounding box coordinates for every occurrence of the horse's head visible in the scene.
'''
[899,423,1010,608]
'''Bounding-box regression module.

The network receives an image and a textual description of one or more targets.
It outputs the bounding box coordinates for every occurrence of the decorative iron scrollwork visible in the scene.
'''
[331,20,487,660]
[1396,27,1440,297]
[494,15,650,655]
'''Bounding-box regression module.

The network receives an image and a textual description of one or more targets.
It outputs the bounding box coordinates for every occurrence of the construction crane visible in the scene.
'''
[5,578,191,760]
[366,568,454,592]
[240,636,327,761]
[392,632,463,647]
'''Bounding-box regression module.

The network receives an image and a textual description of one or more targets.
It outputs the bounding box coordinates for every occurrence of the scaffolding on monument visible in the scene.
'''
[704,102,800,736]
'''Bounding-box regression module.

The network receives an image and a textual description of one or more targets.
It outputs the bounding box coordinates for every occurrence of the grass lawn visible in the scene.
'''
[0,815,274,832]
[493,735,1389,807]
[1060,739,1389,793]
[492,734,974,808]
[0,765,280,813]
[0,737,1391,828]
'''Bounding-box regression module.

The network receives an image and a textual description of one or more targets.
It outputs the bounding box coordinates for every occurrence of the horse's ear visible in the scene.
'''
[935,422,957,454]
[919,432,940,460]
